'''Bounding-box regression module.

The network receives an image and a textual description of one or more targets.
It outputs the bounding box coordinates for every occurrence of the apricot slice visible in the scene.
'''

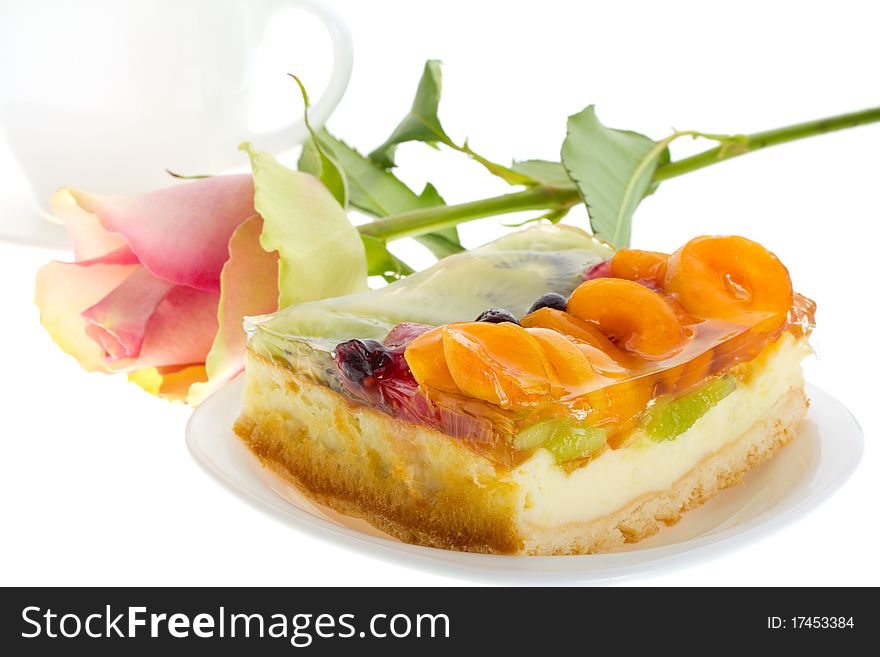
[404,327,461,393]
[665,235,793,330]
[658,348,714,395]
[521,307,630,366]
[441,322,554,407]
[713,327,772,373]
[580,377,654,446]
[567,278,687,359]
[525,327,596,393]
[573,342,629,377]
[609,249,668,288]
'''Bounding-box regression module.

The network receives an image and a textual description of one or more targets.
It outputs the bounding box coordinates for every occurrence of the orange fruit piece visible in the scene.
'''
[657,348,714,395]
[441,322,554,407]
[404,327,461,393]
[610,249,668,288]
[573,342,630,377]
[713,327,772,373]
[521,307,630,365]
[567,278,687,359]
[580,378,654,446]
[665,235,793,331]
[525,327,597,393]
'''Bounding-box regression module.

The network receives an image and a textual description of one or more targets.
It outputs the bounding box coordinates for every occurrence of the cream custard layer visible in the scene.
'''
[513,333,810,529]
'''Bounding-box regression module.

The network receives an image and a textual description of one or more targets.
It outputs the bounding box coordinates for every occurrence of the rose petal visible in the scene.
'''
[50,189,131,261]
[188,215,279,403]
[81,266,176,362]
[77,247,140,267]
[35,261,139,371]
[59,175,255,291]
[113,285,220,371]
[244,145,367,307]
[129,364,208,401]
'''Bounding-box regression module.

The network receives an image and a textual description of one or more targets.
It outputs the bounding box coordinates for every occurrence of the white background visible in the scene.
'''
[1,0,877,585]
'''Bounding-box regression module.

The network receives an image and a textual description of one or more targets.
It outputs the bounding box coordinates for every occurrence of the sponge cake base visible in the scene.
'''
[234,351,807,555]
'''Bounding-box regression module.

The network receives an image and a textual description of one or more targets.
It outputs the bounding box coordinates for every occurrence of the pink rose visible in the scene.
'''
[34,175,279,402]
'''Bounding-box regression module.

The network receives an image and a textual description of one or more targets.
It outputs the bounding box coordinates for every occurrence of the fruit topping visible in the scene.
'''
[475,308,520,324]
[403,327,461,393]
[334,338,415,408]
[665,235,793,331]
[520,307,629,368]
[659,348,714,395]
[384,322,435,349]
[642,375,737,441]
[514,417,607,463]
[545,425,607,464]
[608,249,668,289]
[441,322,554,407]
[334,339,393,385]
[572,342,631,377]
[581,378,654,445]
[527,292,568,314]
[567,278,687,359]
[584,259,612,281]
[347,233,805,457]
[525,327,597,393]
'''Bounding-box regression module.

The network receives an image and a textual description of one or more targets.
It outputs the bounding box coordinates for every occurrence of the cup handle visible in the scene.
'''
[240,0,353,151]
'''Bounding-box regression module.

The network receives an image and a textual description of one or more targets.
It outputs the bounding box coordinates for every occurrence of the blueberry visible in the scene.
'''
[334,339,392,384]
[475,308,519,324]
[527,292,568,314]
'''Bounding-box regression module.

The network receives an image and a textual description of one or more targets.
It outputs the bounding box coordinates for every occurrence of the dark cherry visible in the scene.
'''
[334,339,393,384]
[527,292,568,314]
[474,308,519,324]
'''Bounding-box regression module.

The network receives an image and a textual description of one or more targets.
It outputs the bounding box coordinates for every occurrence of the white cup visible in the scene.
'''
[0,0,352,222]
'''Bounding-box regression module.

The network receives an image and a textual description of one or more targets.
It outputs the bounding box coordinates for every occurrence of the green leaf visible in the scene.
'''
[301,129,463,258]
[369,60,451,168]
[500,206,570,229]
[366,60,539,188]
[290,75,348,207]
[643,147,671,197]
[416,181,444,207]
[510,160,573,186]
[459,140,538,185]
[165,169,212,180]
[561,105,667,248]
[241,143,367,308]
[413,231,463,259]
[361,234,415,283]
[298,138,348,207]
[303,129,432,215]
[413,183,463,257]
[297,138,323,173]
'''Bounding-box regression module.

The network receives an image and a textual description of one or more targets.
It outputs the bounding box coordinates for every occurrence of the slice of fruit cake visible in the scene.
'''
[234,226,814,554]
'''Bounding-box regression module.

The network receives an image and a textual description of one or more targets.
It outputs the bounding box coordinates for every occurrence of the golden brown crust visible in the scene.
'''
[235,354,522,553]
[234,353,806,555]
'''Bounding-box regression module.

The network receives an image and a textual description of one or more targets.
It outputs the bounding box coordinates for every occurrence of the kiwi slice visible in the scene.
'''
[642,376,738,442]
[514,417,607,463]
[252,225,612,347]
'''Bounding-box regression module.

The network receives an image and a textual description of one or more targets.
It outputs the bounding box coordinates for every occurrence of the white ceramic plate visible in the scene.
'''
[186,379,863,584]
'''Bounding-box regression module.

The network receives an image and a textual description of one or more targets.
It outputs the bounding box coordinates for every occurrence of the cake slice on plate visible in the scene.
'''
[234,226,814,555]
